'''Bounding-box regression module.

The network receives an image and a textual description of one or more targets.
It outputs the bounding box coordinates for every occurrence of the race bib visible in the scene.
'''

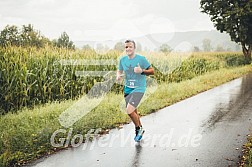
[127,79,137,88]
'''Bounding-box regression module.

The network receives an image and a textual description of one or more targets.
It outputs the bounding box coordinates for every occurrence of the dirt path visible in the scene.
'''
[26,73,252,167]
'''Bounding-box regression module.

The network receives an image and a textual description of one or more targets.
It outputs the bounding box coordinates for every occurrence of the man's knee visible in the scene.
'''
[126,103,136,114]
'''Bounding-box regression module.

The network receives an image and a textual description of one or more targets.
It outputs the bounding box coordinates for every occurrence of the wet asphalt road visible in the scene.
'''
[26,73,252,167]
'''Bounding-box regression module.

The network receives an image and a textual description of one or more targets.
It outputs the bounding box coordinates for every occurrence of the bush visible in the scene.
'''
[225,55,246,67]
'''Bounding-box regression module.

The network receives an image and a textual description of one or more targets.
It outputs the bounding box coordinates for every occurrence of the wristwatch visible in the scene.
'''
[141,69,145,75]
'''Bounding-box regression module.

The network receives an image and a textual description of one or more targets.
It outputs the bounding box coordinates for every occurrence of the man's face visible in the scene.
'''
[125,42,135,56]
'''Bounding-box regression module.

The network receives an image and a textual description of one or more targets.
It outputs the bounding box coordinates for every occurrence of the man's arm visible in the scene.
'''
[116,70,123,81]
[142,66,154,76]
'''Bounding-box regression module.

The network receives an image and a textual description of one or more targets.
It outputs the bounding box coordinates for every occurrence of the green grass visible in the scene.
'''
[0,65,252,166]
[248,149,252,167]
[241,134,252,167]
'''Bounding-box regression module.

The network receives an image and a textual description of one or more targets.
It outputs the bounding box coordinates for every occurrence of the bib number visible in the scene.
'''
[127,79,136,88]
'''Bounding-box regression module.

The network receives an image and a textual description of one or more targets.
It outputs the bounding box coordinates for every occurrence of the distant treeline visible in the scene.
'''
[0,24,75,49]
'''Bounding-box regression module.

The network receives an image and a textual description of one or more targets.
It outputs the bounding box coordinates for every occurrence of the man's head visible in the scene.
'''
[125,39,136,56]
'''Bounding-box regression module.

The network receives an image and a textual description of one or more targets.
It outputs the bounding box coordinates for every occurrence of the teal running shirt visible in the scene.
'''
[118,54,151,94]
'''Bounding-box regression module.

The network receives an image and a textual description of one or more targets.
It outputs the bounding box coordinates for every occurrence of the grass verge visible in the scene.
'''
[240,132,252,167]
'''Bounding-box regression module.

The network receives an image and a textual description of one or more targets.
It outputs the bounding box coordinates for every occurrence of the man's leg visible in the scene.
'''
[125,92,144,127]
[134,108,142,127]
[126,95,145,141]
[126,103,141,127]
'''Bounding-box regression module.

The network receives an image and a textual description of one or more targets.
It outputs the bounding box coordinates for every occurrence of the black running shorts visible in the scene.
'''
[124,92,144,108]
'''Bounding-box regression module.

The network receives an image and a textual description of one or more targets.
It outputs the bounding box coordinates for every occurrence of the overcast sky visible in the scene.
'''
[0,0,215,41]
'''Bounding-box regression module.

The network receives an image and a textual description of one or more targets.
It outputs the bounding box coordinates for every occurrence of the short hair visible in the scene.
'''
[125,39,136,48]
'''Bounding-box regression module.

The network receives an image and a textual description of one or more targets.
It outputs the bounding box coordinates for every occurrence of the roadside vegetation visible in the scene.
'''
[0,46,251,166]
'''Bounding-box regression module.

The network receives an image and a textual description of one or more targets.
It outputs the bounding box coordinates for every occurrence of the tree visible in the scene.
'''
[215,44,225,52]
[226,47,232,52]
[193,46,200,52]
[114,41,124,52]
[136,42,142,52]
[0,25,20,47]
[159,43,172,53]
[54,32,75,49]
[0,24,50,48]
[95,43,104,52]
[103,44,110,52]
[82,44,92,50]
[202,38,212,52]
[20,24,45,47]
[200,0,252,63]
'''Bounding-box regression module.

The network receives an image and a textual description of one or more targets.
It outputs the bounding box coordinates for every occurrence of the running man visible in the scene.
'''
[116,39,154,142]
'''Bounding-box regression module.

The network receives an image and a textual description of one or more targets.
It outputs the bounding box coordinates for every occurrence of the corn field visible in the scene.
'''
[0,46,246,113]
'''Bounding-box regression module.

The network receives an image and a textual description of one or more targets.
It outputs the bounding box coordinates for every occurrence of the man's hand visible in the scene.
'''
[116,75,122,82]
[116,71,124,83]
[134,63,143,74]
